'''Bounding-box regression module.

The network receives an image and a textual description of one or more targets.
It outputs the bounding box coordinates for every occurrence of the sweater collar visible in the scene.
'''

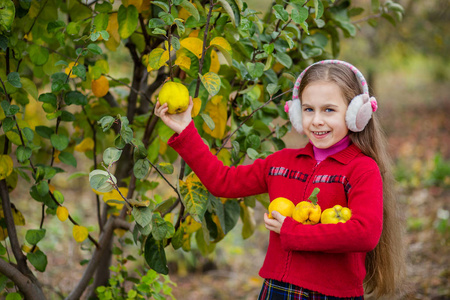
[296,142,362,165]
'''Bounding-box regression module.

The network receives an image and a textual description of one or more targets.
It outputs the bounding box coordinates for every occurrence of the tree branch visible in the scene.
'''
[65,216,116,300]
[0,259,46,300]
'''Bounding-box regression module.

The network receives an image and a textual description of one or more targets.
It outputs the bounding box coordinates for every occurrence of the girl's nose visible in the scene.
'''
[312,112,324,126]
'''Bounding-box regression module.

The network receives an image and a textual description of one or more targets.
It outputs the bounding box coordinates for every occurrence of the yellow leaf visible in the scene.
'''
[107,13,120,43]
[0,228,7,241]
[211,148,231,166]
[175,49,191,70]
[202,95,227,139]
[159,138,168,155]
[74,137,95,152]
[200,72,221,96]
[178,7,191,20]
[64,62,78,78]
[148,48,169,70]
[22,244,39,253]
[0,155,13,180]
[191,97,202,118]
[114,228,127,237]
[124,0,143,12]
[184,215,202,234]
[210,37,232,53]
[53,150,61,164]
[103,187,128,209]
[188,29,200,38]
[12,206,25,226]
[209,51,220,74]
[180,37,204,59]
[105,13,120,51]
[92,188,106,195]
[48,184,56,193]
[179,172,209,223]
[56,206,69,222]
[73,225,89,243]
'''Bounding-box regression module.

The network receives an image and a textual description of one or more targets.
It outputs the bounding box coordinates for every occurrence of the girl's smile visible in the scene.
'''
[301,81,349,149]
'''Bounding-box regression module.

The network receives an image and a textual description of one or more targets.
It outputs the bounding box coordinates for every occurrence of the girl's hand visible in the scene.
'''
[264,211,286,234]
[155,97,194,134]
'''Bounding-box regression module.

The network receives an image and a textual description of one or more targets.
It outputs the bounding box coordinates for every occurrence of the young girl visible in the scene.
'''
[155,60,404,299]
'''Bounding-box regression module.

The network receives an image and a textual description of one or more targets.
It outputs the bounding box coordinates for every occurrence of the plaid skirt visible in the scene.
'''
[258,279,364,300]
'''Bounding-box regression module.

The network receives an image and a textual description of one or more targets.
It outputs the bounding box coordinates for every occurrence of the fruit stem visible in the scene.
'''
[308,187,320,205]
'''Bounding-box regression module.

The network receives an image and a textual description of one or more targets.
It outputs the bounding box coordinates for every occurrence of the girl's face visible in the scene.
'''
[301,81,349,149]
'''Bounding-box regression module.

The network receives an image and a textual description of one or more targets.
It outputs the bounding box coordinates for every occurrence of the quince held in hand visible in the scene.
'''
[268,197,295,219]
[321,205,352,224]
[292,188,321,225]
[158,81,190,114]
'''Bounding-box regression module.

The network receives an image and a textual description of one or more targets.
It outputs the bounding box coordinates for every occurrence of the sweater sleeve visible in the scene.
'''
[279,167,383,253]
[168,121,269,198]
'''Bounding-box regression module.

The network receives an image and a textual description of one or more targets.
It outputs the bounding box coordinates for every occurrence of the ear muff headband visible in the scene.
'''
[288,60,378,134]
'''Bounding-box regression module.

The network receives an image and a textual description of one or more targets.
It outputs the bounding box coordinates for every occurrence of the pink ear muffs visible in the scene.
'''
[288,60,378,134]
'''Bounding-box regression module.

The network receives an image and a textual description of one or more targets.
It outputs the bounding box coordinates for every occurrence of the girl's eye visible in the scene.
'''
[303,108,313,112]
[325,108,335,112]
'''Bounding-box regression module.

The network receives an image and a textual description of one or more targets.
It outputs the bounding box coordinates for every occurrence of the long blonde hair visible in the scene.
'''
[299,63,405,297]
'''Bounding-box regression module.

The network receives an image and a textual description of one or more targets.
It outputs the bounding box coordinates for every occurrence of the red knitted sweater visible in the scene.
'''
[168,121,383,297]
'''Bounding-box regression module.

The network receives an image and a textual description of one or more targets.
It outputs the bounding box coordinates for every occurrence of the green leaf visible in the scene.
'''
[133,159,150,179]
[151,212,174,240]
[224,200,240,233]
[95,1,113,13]
[25,228,46,245]
[246,148,259,159]
[179,173,209,223]
[371,0,380,12]
[65,91,87,106]
[180,0,199,21]
[2,117,15,132]
[118,4,139,39]
[132,206,153,228]
[0,0,15,30]
[35,181,49,197]
[35,126,54,139]
[218,0,238,27]
[247,62,264,79]
[291,6,308,24]
[98,116,115,132]
[273,51,292,68]
[21,77,38,100]
[38,93,57,106]
[266,83,280,96]
[50,134,69,151]
[103,147,122,165]
[308,187,320,205]
[16,145,32,162]
[67,22,81,35]
[29,44,49,66]
[72,64,86,80]
[199,72,221,96]
[153,1,169,12]
[6,293,22,300]
[240,202,255,239]
[313,0,324,19]
[144,235,169,275]
[200,113,215,131]
[27,250,47,272]
[58,151,77,167]
[273,5,289,22]
[157,162,174,174]
[7,72,22,88]
[87,43,103,55]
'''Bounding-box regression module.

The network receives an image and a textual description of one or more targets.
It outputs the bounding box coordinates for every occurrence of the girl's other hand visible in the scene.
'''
[155,97,193,134]
[264,211,286,234]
